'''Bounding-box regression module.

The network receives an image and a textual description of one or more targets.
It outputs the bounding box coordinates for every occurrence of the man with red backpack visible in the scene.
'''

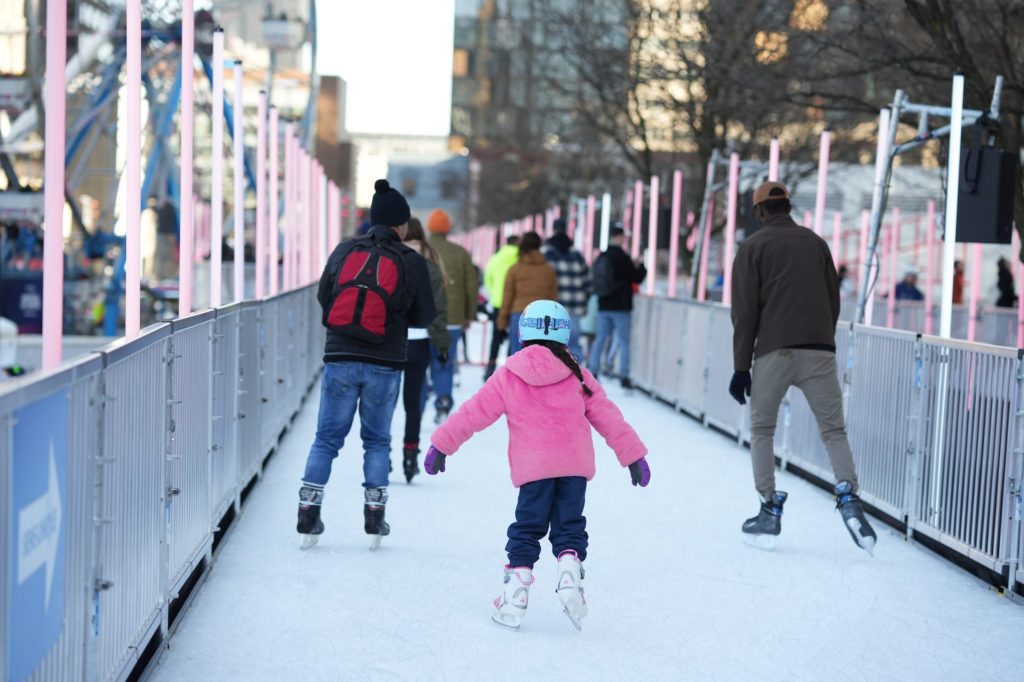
[297,179,436,550]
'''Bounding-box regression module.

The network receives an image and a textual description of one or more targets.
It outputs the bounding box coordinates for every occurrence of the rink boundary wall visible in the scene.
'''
[629,294,1024,599]
[0,284,323,682]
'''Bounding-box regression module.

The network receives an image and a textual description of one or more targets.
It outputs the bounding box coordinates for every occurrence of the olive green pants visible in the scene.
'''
[749,348,858,502]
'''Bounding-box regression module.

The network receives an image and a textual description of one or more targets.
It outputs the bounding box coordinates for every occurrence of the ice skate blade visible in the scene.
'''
[368,534,382,550]
[560,604,583,632]
[742,533,776,551]
[845,518,876,557]
[491,613,522,631]
[300,534,319,550]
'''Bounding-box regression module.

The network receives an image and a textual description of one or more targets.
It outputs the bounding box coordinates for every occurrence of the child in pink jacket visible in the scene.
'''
[424,300,649,632]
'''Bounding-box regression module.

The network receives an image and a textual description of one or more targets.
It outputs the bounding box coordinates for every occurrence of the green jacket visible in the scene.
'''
[424,260,451,350]
[427,233,478,326]
[484,244,519,309]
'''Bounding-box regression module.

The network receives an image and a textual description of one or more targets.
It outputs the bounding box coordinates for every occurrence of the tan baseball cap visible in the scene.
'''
[751,181,790,214]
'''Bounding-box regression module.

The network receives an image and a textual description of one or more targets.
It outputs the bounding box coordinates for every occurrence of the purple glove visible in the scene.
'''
[628,457,650,487]
[424,445,448,475]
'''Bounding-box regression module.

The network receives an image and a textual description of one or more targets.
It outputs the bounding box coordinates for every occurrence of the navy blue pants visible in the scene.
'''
[506,477,588,569]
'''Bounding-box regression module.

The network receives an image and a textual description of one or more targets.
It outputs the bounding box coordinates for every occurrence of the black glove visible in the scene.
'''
[437,349,450,365]
[729,370,751,405]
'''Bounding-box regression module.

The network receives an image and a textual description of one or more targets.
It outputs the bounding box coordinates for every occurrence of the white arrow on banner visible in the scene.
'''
[17,441,62,610]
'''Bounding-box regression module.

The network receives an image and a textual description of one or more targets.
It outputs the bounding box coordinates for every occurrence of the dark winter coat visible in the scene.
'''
[543,232,591,316]
[730,213,839,372]
[317,225,436,369]
[594,244,646,312]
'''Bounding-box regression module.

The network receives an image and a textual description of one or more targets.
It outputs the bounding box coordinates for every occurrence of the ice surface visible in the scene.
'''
[149,356,1024,682]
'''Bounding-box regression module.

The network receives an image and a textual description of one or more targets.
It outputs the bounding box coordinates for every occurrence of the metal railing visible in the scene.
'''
[630,294,1024,597]
[0,285,322,682]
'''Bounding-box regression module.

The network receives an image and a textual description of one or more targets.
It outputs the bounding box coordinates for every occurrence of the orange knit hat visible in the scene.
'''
[427,209,451,233]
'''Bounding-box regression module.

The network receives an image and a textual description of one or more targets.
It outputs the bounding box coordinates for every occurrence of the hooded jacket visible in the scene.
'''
[317,225,436,368]
[484,244,519,309]
[497,250,558,330]
[430,344,647,487]
[427,232,478,326]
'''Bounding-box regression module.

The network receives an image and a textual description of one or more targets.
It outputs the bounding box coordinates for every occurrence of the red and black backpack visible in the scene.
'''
[324,234,408,344]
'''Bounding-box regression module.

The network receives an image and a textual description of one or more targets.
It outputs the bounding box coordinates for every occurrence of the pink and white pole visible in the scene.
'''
[125,0,142,337]
[631,180,643,259]
[255,91,267,299]
[1014,229,1024,347]
[813,129,830,238]
[667,170,682,298]
[645,175,659,295]
[768,138,780,181]
[585,195,596,264]
[722,153,739,305]
[697,196,714,302]
[232,60,244,302]
[210,29,224,307]
[886,209,899,329]
[924,200,935,335]
[41,0,67,366]
[831,212,841,269]
[268,107,279,295]
[282,125,293,291]
[328,183,341,253]
[178,0,195,316]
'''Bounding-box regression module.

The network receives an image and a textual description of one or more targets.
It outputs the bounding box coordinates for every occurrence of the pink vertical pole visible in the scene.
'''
[41,0,67,366]
[255,91,267,299]
[831,212,841,268]
[768,138,780,181]
[968,242,982,341]
[697,196,714,302]
[668,170,682,298]
[631,180,643,259]
[645,175,659,295]
[722,153,740,305]
[813,129,830,237]
[535,213,543,235]
[310,161,320,275]
[303,152,312,284]
[125,0,142,337]
[585,195,596,264]
[859,209,871,324]
[318,167,328,268]
[178,0,194,316]
[232,60,244,302]
[282,126,293,291]
[886,218,897,328]
[925,201,935,335]
[567,204,576,241]
[803,210,813,230]
[328,183,341,252]
[268,107,279,295]
[211,36,226,305]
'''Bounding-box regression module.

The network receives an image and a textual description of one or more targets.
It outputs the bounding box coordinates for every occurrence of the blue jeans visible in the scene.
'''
[507,312,523,355]
[302,361,402,489]
[506,477,588,569]
[422,328,462,411]
[587,310,632,379]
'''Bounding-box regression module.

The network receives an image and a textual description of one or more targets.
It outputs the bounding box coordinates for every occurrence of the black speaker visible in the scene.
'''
[955,146,1017,244]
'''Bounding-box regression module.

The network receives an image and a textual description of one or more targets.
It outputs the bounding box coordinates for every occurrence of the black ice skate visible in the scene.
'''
[741,491,787,551]
[402,446,420,484]
[434,396,453,424]
[834,481,876,556]
[364,487,390,550]
[297,484,324,550]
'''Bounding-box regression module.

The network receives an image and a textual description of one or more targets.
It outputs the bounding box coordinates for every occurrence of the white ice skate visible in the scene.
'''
[492,566,534,631]
[555,550,587,631]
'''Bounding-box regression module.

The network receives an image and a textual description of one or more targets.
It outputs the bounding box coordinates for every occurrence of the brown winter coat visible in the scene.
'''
[497,250,559,330]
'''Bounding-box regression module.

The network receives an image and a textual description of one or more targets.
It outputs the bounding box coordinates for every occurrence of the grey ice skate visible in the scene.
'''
[741,491,787,550]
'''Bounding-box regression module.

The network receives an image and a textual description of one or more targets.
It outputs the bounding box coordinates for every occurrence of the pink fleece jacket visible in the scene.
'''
[430,344,647,487]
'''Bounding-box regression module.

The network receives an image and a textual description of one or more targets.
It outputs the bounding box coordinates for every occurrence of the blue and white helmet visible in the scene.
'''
[519,299,571,346]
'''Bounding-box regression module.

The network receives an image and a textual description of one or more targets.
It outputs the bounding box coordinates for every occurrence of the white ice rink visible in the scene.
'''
[149,360,1024,682]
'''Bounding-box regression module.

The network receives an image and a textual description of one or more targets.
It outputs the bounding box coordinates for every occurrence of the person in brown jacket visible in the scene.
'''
[729,181,876,556]
[497,231,558,356]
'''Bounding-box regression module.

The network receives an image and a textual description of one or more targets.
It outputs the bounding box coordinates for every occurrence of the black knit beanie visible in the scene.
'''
[369,179,411,227]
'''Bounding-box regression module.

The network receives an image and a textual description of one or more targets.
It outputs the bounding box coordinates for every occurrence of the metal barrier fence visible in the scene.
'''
[0,285,322,682]
[630,294,1024,597]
